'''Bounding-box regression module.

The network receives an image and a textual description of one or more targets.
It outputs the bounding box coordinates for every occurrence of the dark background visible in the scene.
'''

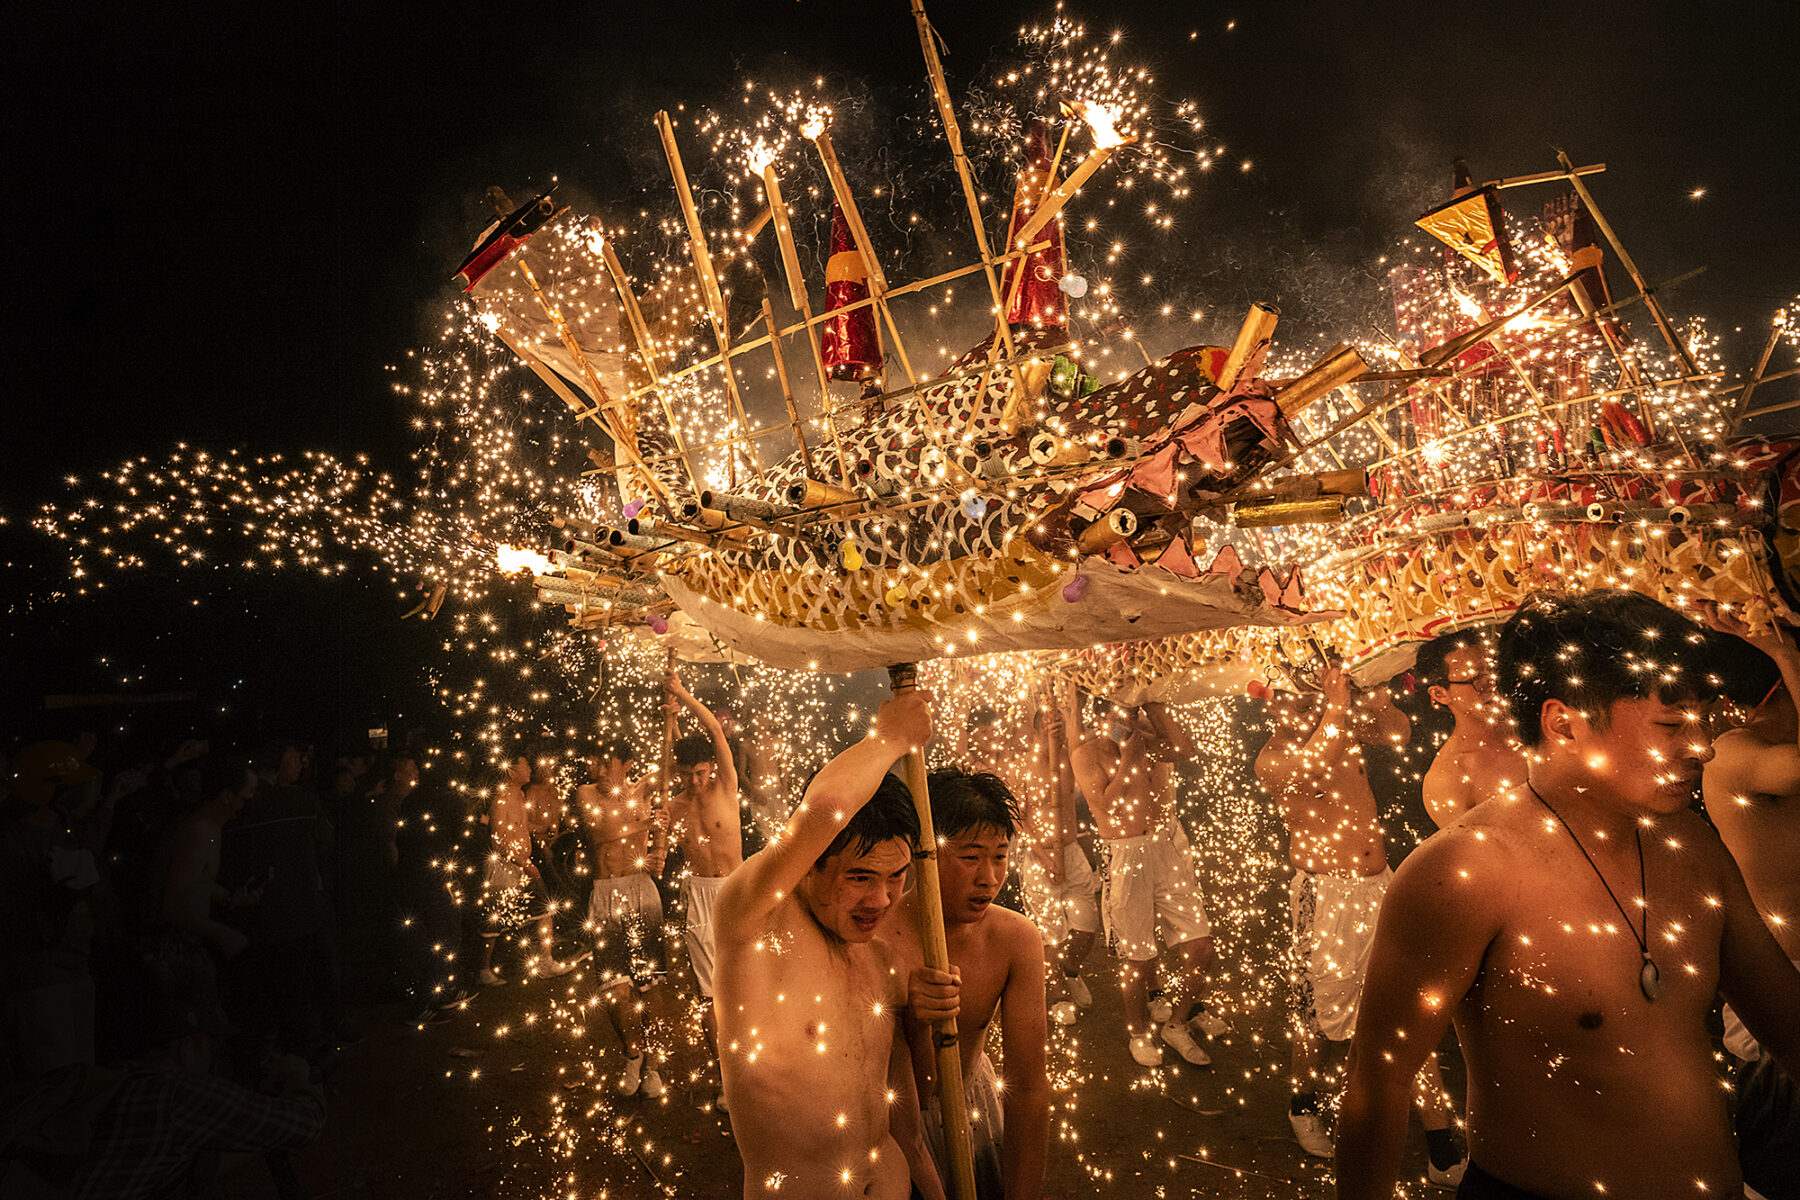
[6,0,1796,746]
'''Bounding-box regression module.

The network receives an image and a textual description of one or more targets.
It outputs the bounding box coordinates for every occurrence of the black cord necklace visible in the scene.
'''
[1527,783,1661,1002]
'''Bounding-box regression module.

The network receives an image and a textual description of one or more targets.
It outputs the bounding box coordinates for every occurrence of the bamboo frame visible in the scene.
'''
[1729,312,1789,433]
[596,232,705,495]
[656,110,763,478]
[761,299,815,478]
[759,163,857,481]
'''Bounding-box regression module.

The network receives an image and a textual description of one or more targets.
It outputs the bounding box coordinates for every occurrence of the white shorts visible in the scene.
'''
[1289,866,1392,1042]
[1019,839,1100,945]
[681,873,725,998]
[922,1051,1004,1200]
[588,873,663,988]
[481,857,550,929]
[1101,823,1212,963]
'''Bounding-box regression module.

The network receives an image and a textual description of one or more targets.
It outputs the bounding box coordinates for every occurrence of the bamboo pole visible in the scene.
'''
[1729,312,1788,433]
[886,662,977,1200]
[508,262,674,508]
[656,110,763,478]
[1557,151,1701,379]
[615,241,1049,405]
[596,233,705,496]
[910,0,1020,374]
[762,299,815,478]
[758,164,856,482]
[655,649,676,867]
[811,127,918,387]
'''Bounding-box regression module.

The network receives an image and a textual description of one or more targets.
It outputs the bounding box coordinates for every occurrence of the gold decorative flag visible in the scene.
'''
[1414,187,1516,284]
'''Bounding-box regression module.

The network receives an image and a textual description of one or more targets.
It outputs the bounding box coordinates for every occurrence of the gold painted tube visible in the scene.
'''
[786,478,862,509]
[1216,302,1280,392]
[1075,507,1139,554]
[1274,344,1369,415]
[1231,496,1345,527]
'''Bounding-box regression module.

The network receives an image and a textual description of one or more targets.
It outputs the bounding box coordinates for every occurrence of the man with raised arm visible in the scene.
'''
[664,666,742,1104]
[573,738,667,1099]
[1337,591,1800,1199]
[899,769,1050,1200]
[1416,630,1529,828]
[713,690,942,1200]
[1255,667,1461,1180]
[1067,697,1223,1068]
[1698,605,1800,1196]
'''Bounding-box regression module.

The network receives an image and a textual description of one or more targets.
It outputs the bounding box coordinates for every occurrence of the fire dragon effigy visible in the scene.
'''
[455,15,1796,694]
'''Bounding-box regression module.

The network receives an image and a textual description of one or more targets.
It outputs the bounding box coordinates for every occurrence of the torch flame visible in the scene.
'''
[1071,98,1127,150]
[745,136,778,176]
[800,114,828,140]
[496,543,554,576]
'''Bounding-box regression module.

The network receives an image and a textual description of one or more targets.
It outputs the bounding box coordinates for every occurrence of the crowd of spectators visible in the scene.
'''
[0,723,470,1196]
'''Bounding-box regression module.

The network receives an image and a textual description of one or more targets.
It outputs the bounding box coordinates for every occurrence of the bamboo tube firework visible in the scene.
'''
[1216,303,1281,392]
[1273,344,1370,415]
[885,662,977,1200]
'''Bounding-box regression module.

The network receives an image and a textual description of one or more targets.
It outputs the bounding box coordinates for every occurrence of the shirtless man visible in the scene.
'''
[712,689,941,1200]
[967,697,1099,1017]
[1068,697,1223,1068]
[899,770,1050,1200]
[1417,630,1528,828]
[574,738,668,1098]
[1337,590,1800,1199]
[1699,606,1800,1196]
[1254,668,1461,1180]
[477,753,577,985]
[153,755,261,1069]
[665,667,742,1103]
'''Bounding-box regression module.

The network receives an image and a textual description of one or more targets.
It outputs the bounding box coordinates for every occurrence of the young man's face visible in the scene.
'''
[1429,643,1498,723]
[276,745,305,787]
[508,757,532,786]
[938,826,1009,924]
[1570,695,1715,814]
[802,838,912,943]
[680,760,715,796]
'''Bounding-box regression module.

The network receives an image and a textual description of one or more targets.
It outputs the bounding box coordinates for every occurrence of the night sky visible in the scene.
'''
[6,0,1796,734]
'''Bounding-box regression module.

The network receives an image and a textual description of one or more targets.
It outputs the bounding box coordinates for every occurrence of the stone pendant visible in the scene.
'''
[1640,954,1663,1002]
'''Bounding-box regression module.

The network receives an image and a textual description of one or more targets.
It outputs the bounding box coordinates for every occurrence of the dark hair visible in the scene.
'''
[926,769,1022,840]
[1413,629,1488,691]
[673,733,714,768]
[816,772,921,865]
[1497,590,1720,748]
[597,737,636,764]
[196,754,252,807]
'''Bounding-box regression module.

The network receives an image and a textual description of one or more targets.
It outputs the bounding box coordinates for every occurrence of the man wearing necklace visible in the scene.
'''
[1337,590,1800,1200]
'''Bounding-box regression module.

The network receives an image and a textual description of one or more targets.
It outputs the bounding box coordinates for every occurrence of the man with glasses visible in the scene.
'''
[1417,630,1528,828]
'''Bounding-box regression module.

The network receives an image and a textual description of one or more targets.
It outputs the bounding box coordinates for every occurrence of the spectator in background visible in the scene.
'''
[217,740,331,1061]
[1,742,109,1078]
[1415,629,1528,829]
[140,755,261,1072]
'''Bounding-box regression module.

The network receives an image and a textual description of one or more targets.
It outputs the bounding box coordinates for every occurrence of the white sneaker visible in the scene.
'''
[1159,1020,1212,1066]
[1189,1007,1228,1039]
[1147,996,1174,1024]
[1129,1035,1163,1067]
[1427,1158,1467,1189]
[1050,1001,1079,1026]
[1289,1111,1333,1157]
[478,968,505,988]
[1066,974,1094,1009]
[533,951,588,979]
[641,1068,666,1100]
[616,1054,645,1097]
